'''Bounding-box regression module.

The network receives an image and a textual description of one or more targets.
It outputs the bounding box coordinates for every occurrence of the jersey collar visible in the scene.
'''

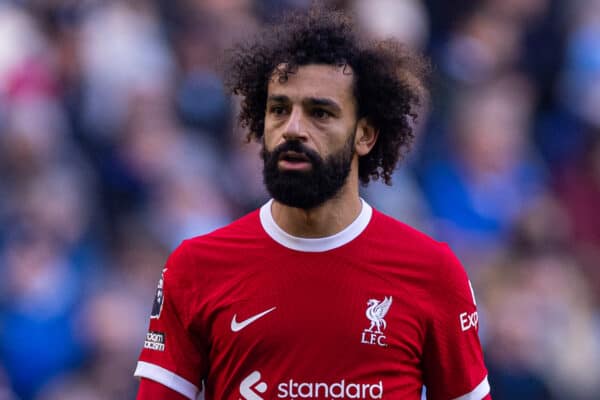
[259,198,373,252]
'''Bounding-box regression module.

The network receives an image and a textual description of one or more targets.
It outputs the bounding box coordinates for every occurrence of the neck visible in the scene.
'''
[270,167,362,238]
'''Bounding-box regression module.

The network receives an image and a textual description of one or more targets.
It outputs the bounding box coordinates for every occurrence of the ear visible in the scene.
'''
[354,118,378,156]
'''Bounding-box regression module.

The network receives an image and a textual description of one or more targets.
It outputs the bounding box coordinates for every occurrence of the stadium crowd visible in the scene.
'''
[0,0,599,399]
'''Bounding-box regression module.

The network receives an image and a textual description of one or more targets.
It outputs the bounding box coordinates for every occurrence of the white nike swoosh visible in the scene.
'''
[231,307,277,332]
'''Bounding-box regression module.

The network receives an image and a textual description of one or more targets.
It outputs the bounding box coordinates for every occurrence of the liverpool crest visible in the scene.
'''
[361,296,392,347]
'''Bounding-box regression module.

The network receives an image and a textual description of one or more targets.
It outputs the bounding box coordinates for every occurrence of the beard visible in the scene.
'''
[261,133,355,210]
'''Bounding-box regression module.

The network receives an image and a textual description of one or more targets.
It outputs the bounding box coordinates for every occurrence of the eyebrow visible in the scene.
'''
[267,95,342,113]
[267,95,289,104]
[306,97,341,113]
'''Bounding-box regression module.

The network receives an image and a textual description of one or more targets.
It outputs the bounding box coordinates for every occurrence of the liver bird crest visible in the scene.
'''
[365,296,393,333]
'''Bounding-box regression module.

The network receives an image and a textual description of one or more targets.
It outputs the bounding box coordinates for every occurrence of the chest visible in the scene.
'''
[200,255,429,376]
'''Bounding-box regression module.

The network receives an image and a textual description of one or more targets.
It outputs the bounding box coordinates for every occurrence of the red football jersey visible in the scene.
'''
[135,200,490,399]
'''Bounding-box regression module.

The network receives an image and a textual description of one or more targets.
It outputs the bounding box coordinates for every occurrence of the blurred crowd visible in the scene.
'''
[0,0,599,399]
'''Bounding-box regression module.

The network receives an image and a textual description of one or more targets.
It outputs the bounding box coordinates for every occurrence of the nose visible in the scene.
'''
[282,107,308,142]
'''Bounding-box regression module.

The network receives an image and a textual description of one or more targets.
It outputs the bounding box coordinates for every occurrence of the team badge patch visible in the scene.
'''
[150,268,167,319]
[361,296,392,347]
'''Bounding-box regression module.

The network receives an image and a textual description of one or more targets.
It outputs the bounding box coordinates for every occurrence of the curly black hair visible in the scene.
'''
[224,7,428,185]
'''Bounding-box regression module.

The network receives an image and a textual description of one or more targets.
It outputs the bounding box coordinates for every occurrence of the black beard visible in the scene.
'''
[261,135,355,210]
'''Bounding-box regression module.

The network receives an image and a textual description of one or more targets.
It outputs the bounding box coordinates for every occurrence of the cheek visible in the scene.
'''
[262,123,279,150]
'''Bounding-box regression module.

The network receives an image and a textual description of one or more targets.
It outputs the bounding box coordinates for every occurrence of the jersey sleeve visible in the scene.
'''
[134,241,207,400]
[422,245,491,400]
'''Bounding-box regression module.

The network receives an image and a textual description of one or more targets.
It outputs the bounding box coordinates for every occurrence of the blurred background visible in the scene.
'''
[0,0,599,399]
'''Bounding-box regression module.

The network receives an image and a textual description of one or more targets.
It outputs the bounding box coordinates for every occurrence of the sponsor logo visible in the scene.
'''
[240,371,384,400]
[460,311,478,332]
[278,379,383,399]
[150,268,167,319]
[240,370,268,400]
[361,296,392,347]
[231,307,277,332]
[143,331,165,351]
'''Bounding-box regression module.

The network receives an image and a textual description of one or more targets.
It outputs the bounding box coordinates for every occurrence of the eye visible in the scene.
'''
[269,105,287,116]
[312,108,332,120]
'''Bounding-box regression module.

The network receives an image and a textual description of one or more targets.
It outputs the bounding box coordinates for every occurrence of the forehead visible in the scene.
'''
[268,64,355,105]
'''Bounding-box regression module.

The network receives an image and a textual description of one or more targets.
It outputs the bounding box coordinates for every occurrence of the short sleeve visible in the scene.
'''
[422,245,491,400]
[134,242,207,400]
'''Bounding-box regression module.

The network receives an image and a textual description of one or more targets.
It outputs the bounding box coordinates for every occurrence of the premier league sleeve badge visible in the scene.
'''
[150,268,167,319]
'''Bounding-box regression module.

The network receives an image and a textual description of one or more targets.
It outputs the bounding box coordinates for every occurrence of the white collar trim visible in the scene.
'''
[259,199,373,252]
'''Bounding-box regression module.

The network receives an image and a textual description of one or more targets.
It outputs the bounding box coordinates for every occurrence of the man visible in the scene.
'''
[134,7,491,400]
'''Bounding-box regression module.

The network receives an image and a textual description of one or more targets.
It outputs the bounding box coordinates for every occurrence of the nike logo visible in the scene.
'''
[231,307,277,332]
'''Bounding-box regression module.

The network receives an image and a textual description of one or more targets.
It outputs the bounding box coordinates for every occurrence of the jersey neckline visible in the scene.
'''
[259,198,373,252]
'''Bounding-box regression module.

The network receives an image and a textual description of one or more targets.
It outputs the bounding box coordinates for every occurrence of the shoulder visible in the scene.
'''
[368,209,469,288]
[163,208,265,277]
[187,208,262,245]
[176,208,264,256]
[368,209,446,254]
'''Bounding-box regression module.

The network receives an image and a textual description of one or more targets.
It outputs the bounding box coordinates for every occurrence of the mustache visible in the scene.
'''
[262,140,322,165]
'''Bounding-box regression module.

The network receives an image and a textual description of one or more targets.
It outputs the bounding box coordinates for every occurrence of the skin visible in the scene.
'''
[263,64,378,238]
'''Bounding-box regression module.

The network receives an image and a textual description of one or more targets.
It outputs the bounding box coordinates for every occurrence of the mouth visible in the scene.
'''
[278,151,312,171]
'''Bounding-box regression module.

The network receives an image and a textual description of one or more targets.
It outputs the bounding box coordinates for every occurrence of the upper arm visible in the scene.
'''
[134,242,207,400]
[422,245,490,400]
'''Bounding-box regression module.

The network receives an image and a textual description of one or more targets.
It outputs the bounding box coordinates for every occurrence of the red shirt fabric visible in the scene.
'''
[135,200,490,400]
